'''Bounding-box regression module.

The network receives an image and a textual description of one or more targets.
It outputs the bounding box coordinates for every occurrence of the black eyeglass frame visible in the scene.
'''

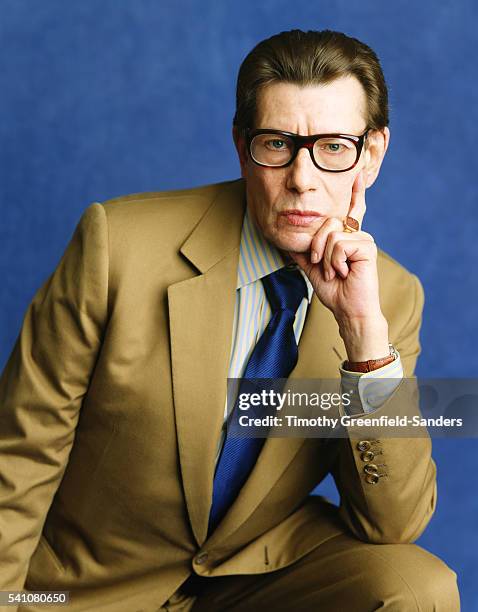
[245,128,370,173]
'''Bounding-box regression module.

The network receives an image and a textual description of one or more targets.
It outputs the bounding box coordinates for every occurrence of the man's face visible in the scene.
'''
[234,77,389,253]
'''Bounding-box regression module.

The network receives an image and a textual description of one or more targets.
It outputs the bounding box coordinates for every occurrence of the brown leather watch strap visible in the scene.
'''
[344,353,396,373]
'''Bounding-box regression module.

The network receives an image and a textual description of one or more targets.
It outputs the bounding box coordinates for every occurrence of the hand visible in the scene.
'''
[289,169,390,361]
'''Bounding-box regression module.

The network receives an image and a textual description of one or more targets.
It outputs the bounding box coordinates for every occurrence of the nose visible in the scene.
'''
[285,146,320,193]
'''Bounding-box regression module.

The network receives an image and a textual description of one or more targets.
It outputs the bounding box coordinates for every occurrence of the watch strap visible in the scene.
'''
[344,344,398,373]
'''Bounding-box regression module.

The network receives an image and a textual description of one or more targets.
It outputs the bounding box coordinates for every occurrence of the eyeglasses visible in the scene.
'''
[246,128,370,173]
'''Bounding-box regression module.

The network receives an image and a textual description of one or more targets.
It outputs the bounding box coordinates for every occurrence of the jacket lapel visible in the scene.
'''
[167,180,245,546]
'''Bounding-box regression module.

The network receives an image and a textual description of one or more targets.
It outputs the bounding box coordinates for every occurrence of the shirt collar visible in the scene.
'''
[237,207,314,303]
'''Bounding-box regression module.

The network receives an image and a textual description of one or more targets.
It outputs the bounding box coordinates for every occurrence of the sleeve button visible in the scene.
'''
[357,441,371,451]
[365,473,380,484]
[364,463,378,474]
[194,553,209,565]
[361,450,375,462]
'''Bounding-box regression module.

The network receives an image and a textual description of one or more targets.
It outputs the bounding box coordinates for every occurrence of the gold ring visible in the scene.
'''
[343,216,359,233]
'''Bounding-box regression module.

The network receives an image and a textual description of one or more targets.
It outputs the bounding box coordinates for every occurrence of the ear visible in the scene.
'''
[363,127,390,188]
[232,126,248,177]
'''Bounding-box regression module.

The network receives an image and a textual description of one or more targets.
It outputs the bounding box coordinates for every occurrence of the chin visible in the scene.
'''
[267,230,313,254]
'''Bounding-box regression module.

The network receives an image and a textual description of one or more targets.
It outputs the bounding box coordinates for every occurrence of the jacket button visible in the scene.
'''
[357,440,371,451]
[361,450,375,462]
[365,473,380,484]
[194,552,209,565]
[364,463,378,474]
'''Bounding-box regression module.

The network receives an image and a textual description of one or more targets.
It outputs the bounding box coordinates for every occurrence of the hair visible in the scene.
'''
[233,29,389,133]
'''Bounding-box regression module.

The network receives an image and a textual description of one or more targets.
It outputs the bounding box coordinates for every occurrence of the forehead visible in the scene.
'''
[255,77,368,134]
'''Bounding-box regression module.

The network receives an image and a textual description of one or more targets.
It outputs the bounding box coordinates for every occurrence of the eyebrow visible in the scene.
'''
[252,128,368,137]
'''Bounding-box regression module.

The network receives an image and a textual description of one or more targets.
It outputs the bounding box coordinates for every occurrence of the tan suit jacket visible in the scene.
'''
[0,179,436,611]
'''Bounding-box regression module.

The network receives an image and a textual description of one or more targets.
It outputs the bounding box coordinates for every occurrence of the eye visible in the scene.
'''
[316,138,355,155]
[266,139,288,150]
[325,143,343,153]
[318,142,348,154]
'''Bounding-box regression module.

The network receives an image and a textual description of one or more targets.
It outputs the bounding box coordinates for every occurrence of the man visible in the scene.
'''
[0,29,459,611]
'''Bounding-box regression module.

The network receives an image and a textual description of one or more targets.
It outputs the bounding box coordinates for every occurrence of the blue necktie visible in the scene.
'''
[208,267,308,535]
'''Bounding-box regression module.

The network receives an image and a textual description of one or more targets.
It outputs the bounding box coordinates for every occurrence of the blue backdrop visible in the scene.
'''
[0,1,476,607]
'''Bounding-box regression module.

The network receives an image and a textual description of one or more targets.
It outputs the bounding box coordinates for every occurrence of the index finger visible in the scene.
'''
[347,169,367,227]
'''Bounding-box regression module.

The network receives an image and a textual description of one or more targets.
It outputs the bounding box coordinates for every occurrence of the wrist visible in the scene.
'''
[337,313,390,362]
[344,344,397,373]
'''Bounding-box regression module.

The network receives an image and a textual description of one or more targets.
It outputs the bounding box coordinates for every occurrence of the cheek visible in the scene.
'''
[246,166,284,208]
[261,171,286,203]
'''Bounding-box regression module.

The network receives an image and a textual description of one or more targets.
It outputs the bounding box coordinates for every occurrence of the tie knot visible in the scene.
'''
[261,267,308,314]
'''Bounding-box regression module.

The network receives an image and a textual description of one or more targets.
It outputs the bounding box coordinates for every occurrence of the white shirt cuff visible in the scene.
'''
[339,353,404,415]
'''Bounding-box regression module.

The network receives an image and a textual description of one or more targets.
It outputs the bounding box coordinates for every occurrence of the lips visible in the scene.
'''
[280,209,324,227]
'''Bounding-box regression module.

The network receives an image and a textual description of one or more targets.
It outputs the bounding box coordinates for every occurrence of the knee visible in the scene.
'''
[409,550,459,611]
[367,544,460,611]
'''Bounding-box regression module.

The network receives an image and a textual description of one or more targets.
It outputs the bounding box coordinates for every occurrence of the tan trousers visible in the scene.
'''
[163,531,460,611]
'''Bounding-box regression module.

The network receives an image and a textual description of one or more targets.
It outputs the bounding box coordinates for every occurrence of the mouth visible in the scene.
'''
[280,209,324,227]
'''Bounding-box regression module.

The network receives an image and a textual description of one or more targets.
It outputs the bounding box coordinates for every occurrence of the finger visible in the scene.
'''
[348,169,367,227]
[322,230,345,281]
[324,234,375,280]
[289,251,327,285]
[354,230,374,243]
[326,241,358,280]
[323,231,352,280]
[309,217,343,264]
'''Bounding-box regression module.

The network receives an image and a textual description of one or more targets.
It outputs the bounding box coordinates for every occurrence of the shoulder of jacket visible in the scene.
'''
[99,179,240,216]
[89,179,245,270]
